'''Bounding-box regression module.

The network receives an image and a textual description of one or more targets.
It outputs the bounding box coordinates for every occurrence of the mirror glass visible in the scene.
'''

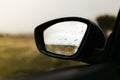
[44,21,87,56]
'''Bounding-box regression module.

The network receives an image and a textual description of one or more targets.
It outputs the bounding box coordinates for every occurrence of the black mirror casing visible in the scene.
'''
[34,17,105,64]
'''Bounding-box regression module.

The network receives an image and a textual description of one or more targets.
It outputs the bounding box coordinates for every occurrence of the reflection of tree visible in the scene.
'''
[96,15,116,37]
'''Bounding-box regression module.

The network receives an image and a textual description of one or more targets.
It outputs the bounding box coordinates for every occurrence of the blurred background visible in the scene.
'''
[0,0,120,79]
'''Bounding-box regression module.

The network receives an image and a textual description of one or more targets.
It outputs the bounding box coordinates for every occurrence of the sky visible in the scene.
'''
[0,0,120,34]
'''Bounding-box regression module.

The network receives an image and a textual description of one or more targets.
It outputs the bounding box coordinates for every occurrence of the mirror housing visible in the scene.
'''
[34,17,105,64]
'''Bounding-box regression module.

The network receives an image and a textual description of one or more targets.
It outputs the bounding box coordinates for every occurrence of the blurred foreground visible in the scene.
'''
[0,34,85,80]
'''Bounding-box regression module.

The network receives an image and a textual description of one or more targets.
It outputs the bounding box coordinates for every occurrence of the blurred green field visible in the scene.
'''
[0,35,85,79]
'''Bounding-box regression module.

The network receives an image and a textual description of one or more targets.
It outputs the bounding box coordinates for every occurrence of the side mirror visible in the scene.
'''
[34,17,105,64]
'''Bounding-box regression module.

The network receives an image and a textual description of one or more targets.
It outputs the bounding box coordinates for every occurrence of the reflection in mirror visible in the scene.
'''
[44,21,87,56]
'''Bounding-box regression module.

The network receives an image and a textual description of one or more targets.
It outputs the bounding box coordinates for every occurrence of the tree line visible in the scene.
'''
[96,14,116,37]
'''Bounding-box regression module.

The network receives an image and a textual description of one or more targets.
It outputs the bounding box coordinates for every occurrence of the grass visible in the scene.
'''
[0,35,86,79]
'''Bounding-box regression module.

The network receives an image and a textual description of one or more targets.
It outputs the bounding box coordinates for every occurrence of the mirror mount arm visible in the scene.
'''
[93,48,105,64]
[83,48,105,64]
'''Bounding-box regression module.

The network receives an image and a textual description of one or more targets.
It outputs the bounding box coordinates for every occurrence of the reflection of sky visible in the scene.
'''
[44,21,87,47]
